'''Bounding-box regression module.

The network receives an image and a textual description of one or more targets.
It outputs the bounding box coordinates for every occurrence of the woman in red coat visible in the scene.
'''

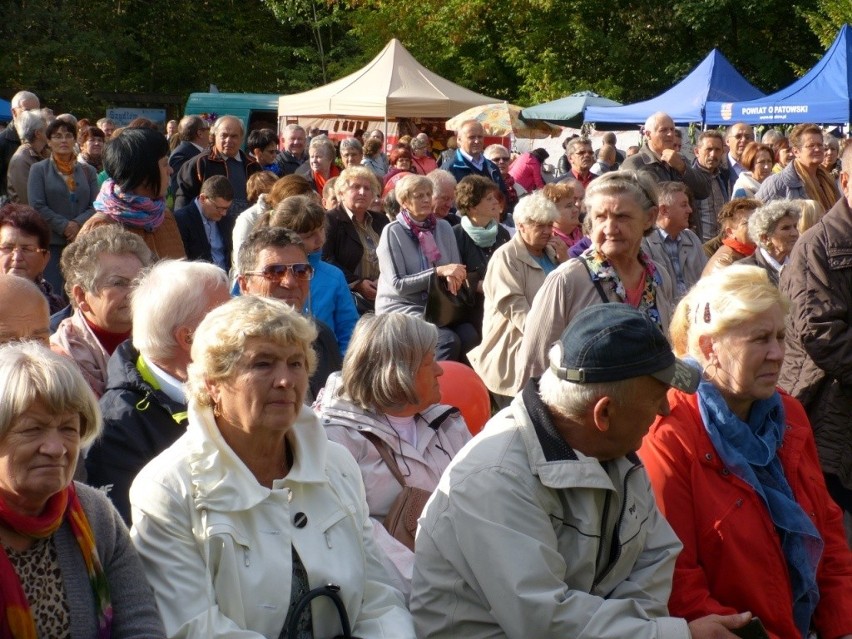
[640,264,852,639]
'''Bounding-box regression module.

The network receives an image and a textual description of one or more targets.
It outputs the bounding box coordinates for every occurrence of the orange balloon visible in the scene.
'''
[437,361,491,436]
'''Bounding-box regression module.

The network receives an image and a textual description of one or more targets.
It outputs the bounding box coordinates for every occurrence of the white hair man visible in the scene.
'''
[0,90,40,197]
[274,124,308,175]
[85,260,230,522]
[622,111,709,200]
[0,273,50,345]
[96,117,117,139]
[411,304,753,638]
[5,110,47,204]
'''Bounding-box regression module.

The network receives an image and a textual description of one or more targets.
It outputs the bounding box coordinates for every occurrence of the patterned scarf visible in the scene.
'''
[52,155,77,193]
[93,179,166,232]
[397,208,442,264]
[0,483,112,639]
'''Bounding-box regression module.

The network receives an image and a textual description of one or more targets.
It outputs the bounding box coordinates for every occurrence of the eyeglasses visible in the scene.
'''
[491,156,510,163]
[245,263,314,283]
[801,143,825,152]
[0,244,48,256]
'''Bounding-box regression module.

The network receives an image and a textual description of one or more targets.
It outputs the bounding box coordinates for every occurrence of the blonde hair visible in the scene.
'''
[794,199,825,234]
[669,265,789,359]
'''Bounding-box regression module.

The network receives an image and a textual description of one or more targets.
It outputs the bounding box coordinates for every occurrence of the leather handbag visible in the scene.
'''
[362,432,432,551]
[423,267,477,328]
[282,583,361,639]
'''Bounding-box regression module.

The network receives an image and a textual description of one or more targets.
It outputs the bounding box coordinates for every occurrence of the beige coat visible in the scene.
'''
[468,232,549,396]
[642,228,707,298]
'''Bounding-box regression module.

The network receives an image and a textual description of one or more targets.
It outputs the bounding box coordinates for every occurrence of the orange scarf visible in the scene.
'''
[52,155,77,193]
[794,160,838,213]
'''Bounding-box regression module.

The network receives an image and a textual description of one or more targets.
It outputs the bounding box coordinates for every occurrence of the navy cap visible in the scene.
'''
[549,304,699,393]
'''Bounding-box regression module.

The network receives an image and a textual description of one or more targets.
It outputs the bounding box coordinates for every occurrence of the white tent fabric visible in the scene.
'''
[277,39,497,119]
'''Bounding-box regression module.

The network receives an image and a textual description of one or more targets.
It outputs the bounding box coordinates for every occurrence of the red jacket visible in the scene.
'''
[639,388,852,639]
[507,152,545,193]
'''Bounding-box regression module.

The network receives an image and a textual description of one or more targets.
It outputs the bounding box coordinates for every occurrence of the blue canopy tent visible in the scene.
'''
[706,25,852,125]
[0,98,11,122]
[584,49,765,126]
[520,91,621,127]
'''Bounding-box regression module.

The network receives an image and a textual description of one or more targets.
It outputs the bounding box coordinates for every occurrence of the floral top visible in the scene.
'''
[580,247,665,331]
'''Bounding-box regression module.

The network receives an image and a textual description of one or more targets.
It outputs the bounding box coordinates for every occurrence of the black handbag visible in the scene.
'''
[282,583,361,639]
[423,267,477,328]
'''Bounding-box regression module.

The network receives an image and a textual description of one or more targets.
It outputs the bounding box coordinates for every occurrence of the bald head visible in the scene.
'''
[0,275,50,345]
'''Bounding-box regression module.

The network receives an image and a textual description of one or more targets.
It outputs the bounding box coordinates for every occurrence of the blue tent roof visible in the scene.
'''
[706,25,852,125]
[0,98,11,121]
[584,49,765,125]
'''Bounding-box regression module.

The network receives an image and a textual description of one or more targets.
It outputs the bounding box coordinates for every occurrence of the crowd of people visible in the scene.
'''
[0,87,850,638]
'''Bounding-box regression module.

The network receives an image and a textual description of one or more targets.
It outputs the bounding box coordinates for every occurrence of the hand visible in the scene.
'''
[688,612,752,639]
[64,221,81,242]
[436,263,466,295]
[661,148,686,174]
[548,236,568,263]
[356,279,377,300]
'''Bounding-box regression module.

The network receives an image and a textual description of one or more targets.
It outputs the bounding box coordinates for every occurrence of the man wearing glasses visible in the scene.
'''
[565,138,596,188]
[237,226,342,401]
[174,176,235,271]
[724,122,755,189]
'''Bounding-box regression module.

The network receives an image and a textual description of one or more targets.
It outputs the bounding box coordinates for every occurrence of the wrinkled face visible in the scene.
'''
[793,132,825,169]
[604,376,670,458]
[341,177,374,216]
[517,221,553,253]
[459,122,485,157]
[214,118,244,158]
[82,136,104,159]
[0,226,49,282]
[726,124,755,160]
[100,122,116,139]
[0,403,80,515]
[340,146,363,168]
[309,148,332,174]
[570,142,595,172]
[647,115,676,153]
[0,289,49,346]
[724,209,755,245]
[696,136,725,171]
[431,182,455,218]
[401,186,434,221]
[241,245,310,310]
[708,304,785,416]
[765,215,799,261]
[410,351,443,412]
[823,143,838,169]
[199,193,232,222]
[553,197,580,233]
[206,337,309,439]
[753,150,774,182]
[284,129,307,157]
[659,191,692,236]
[588,193,654,259]
[80,252,144,334]
[486,149,511,177]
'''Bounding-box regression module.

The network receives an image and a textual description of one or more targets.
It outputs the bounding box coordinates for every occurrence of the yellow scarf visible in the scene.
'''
[794,160,838,213]
[52,154,77,193]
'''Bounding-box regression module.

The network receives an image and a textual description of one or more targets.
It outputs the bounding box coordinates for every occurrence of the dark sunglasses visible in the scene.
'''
[245,263,314,282]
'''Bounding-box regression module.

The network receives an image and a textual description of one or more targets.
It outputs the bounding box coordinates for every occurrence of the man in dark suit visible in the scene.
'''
[174,175,235,271]
[168,115,209,194]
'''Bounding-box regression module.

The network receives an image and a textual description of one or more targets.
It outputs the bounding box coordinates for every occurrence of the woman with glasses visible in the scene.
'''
[485,144,520,213]
[50,225,153,397]
[732,142,775,199]
[27,118,98,292]
[0,203,66,313]
[756,123,840,212]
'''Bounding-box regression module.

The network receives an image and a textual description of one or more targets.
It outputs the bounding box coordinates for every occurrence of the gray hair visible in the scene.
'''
[60,225,153,303]
[566,137,592,156]
[334,165,380,198]
[282,124,306,137]
[186,296,318,406]
[410,136,429,152]
[538,356,634,423]
[339,137,363,153]
[747,201,801,247]
[0,341,101,446]
[340,314,438,411]
[16,110,46,143]
[823,134,840,152]
[395,174,433,206]
[427,168,457,191]
[11,91,38,110]
[131,260,229,364]
[483,144,509,161]
[96,117,116,130]
[513,191,560,225]
[211,115,244,135]
[761,129,784,145]
[178,115,206,141]
[643,111,671,134]
[585,170,658,212]
[308,135,335,160]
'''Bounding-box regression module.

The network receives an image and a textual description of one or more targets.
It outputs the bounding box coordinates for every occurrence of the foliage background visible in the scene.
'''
[0,0,847,118]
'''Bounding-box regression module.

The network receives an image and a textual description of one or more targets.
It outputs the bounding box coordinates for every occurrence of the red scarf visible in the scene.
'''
[722,237,756,257]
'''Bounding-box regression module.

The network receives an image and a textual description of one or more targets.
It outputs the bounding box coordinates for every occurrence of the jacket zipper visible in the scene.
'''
[593,461,642,589]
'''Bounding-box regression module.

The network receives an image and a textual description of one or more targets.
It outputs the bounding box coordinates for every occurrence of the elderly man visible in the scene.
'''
[780,142,852,535]
[274,124,308,175]
[564,137,596,187]
[442,119,508,201]
[96,117,117,139]
[0,90,40,197]
[642,182,707,299]
[85,260,230,522]
[168,115,210,193]
[6,110,47,205]
[725,122,755,189]
[411,304,751,639]
[0,273,50,345]
[174,115,260,213]
[237,226,342,399]
[429,168,460,225]
[622,112,708,199]
[174,175,235,270]
[692,130,730,241]
[339,137,364,169]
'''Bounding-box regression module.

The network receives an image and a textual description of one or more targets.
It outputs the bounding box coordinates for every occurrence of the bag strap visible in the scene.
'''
[580,257,610,304]
[362,431,408,488]
[285,584,353,639]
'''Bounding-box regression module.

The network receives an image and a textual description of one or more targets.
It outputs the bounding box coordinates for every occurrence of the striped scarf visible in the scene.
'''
[94,179,166,232]
[0,483,112,639]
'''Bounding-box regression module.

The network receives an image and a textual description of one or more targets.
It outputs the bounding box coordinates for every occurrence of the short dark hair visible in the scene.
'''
[455,175,499,215]
[657,181,691,207]
[247,128,278,153]
[179,115,207,142]
[238,226,306,275]
[364,138,382,156]
[200,175,234,201]
[0,203,51,249]
[103,128,170,195]
[45,119,76,140]
[77,126,105,146]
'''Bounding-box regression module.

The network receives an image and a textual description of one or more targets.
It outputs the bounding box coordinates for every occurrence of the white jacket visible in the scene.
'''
[315,372,471,597]
[129,402,414,639]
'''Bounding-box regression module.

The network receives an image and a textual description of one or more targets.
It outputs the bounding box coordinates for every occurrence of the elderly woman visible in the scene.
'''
[639,265,852,639]
[382,147,413,185]
[702,198,761,275]
[0,203,65,313]
[484,144,520,212]
[410,136,438,175]
[428,169,460,226]
[362,137,387,178]
[296,135,339,193]
[51,225,153,397]
[376,173,476,362]
[468,191,562,406]
[339,137,364,170]
[28,118,98,292]
[6,110,47,205]
[822,133,841,179]
[732,142,775,199]
[129,296,414,638]
[0,342,166,638]
[81,127,185,260]
[453,175,511,333]
[324,166,387,313]
[519,170,675,383]
[757,124,840,213]
[315,313,470,597]
[77,126,105,173]
[740,201,801,286]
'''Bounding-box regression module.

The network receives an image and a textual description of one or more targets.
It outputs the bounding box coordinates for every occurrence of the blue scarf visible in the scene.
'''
[689,358,823,638]
[460,215,499,248]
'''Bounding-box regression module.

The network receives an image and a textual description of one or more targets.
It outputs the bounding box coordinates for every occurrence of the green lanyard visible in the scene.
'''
[135,355,188,424]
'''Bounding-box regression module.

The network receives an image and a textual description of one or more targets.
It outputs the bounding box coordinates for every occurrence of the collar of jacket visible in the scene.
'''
[205,148,259,168]
[186,402,328,512]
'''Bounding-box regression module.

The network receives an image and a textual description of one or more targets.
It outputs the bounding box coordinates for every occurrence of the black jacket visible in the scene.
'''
[173,201,235,270]
[85,341,188,523]
[322,204,389,285]
[168,141,204,194]
[274,150,307,176]
[0,125,22,196]
[174,149,260,211]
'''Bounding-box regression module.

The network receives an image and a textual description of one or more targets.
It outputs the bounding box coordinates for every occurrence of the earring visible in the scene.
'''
[213,401,222,418]
[702,362,718,382]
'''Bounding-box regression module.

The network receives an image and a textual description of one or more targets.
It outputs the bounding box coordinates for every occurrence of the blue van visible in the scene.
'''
[183,93,279,142]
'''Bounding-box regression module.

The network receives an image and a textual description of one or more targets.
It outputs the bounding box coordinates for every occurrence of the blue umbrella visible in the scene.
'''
[521,91,621,127]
